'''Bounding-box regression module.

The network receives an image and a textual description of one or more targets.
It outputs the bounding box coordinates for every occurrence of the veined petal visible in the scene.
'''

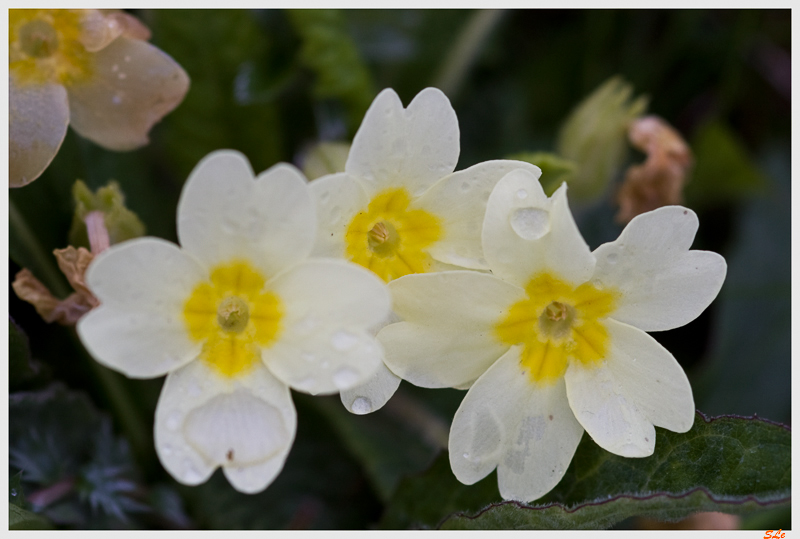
[340,361,402,415]
[482,170,595,287]
[178,151,316,276]
[308,173,369,258]
[76,238,206,378]
[380,271,524,388]
[9,74,69,187]
[264,259,391,395]
[592,206,727,331]
[449,347,584,502]
[346,88,459,197]
[414,160,542,270]
[66,36,189,150]
[155,359,296,493]
[564,319,695,458]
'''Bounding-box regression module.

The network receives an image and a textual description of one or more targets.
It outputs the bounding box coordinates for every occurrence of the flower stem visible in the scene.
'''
[9,200,70,298]
[433,9,506,99]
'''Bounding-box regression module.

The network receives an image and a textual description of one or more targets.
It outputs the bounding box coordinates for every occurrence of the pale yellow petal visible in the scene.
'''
[67,36,189,151]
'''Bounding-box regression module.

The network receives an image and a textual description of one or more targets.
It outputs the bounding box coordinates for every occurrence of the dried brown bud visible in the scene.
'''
[615,115,693,224]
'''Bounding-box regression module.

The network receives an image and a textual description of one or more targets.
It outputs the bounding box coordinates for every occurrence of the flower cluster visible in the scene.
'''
[77,86,726,500]
[9,9,189,187]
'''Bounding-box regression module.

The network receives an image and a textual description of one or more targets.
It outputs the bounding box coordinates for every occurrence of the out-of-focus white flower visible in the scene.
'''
[381,168,726,502]
[77,150,390,493]
[309,87,540,415]
[9,9,189,187]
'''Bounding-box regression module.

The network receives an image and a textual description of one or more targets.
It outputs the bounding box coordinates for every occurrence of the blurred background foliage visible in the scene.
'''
[8,9,790,530]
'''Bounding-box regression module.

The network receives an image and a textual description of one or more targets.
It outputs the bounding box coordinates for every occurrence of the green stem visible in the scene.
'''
[9,200,70,298]
[433,9,506,99]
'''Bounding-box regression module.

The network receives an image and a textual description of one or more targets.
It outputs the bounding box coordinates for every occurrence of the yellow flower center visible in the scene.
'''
[183,261,282,378]
[494,272,617,386]
[10,9,94,86]
[344,188,441,282]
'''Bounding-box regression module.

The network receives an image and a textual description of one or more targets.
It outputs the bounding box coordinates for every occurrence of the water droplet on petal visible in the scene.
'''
[302,352,315,363]
[333,367,359,389]
[331,330,358,351]
[509,207,550,240]
[516,188,528,199]
[161,445,173,456]
[183,461,202,483]
[460,181,471,193]
[606,252,619,264]
[351,397,372,414]
[166,412,181,431]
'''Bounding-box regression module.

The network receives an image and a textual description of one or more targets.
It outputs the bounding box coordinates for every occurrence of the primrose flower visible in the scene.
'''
[9,9,189,187]
[77,151,390,493]
[310,87,540,414]
[380,168,726,502]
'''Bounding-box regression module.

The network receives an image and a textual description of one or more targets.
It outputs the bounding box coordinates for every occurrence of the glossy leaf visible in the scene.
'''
[381,413,790,529]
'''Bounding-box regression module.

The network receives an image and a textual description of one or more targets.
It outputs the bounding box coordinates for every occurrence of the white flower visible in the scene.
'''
[380,168,727,502]
[9,9,189,187]
[77,150,390,493]
[309,87,540,415]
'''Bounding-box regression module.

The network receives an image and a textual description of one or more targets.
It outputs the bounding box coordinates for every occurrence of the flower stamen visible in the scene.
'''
[19,19,59,58]
[217,296,250,333]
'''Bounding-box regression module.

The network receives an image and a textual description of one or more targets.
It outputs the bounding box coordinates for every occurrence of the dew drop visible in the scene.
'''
[112,94,122,105]
[319,190,331,203]
[124,55,131,62]
[606,252,619,264]
[295,377,315,391]
[331,330,358,351]
[509,207,550,240]
[516,188,528,199]
[10,489,17,497]
[333,367,359,389]
[166,411,181,431]
[117,72,127,80]
[161,445,173,456]
[460,181,471,193]
[351,397,372,415]
[301,352,315,363]
[329,205,342,222]
[111,63,119,72]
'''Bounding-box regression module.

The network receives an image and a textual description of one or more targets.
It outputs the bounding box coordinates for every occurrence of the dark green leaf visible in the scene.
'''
[382,413,790,529]
[309,392,441,502]
[685,120,768,207]
[10,471,25,508]
[286,9,375,133]
[9,504,54,530]
[10,317,42,388]
[692,144,791,423]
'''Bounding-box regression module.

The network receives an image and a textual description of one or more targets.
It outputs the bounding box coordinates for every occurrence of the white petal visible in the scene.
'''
[482,171,595,287]
[66,37,189,150]
[308,173,369,258]
[414,160,542,270]
[177,150,316,276]
[565,318,695,458]
[449,347,584,502]
[592,206,727,331]
[380,271,524,388]
[76,238,206,378]
[340,361,402,415]
[155,359,296,493]
[9,74,69,187]
[264,259,391,395]
[346,88,459,197]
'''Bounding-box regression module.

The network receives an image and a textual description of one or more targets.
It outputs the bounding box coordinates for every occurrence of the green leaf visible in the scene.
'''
[505,151,578,196]
[692,143,790,424]
[10,384,146,528]
[685,120,768,207]
[9,317,42,388]
[286,9,376,134]
[381,413,790,529]
[146,9,285,178]
[308,393,441,503]
[10,471,25,508]
[9,504,54,530]
[68,180,145,249]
